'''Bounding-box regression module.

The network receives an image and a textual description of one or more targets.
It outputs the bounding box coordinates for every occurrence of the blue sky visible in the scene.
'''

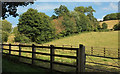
[5,2,118,28]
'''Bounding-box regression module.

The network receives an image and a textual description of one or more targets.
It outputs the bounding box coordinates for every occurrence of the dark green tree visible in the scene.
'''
[102,23,108,29]
[17,8,55,43]
[54,5,70,17]
[113,22,120,30]
[1,2,34,19]
[62,15,77,36]
[74,6,87,13]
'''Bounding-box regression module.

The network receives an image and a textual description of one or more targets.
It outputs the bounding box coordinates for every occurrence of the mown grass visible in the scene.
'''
[2,57,48,73]
[3,31,120,72]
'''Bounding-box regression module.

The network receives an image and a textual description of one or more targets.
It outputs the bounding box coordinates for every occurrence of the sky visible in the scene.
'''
[5,2,118,28]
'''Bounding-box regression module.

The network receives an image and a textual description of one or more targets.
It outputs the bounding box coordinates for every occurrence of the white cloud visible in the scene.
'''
[103,3,118,11]
[97,15,106,21]
[35,4,60,11]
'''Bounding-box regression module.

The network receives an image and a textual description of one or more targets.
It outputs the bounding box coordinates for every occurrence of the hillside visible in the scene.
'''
[45,31,118,48]
[99,20,119,29]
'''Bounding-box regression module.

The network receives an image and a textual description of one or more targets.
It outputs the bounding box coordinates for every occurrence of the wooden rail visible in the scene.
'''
[1,43,86,72]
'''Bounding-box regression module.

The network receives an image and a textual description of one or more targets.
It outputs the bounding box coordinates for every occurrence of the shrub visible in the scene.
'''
[2,32,8,42]
[14,34,31,43]
[102,23,108,29]
[113,23,120,30]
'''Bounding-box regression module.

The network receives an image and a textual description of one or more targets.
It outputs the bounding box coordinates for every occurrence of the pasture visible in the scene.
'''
[99,20,119,29]
[3,31,120,72]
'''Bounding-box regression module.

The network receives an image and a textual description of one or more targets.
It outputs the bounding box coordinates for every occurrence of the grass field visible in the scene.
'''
[99,20,119,29]
[2,57,47,72]
[45,31,118,48]
[3,31,120,72]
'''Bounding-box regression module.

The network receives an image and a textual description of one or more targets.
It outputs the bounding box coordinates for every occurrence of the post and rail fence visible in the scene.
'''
[1,43,120,72]
[1,43,86,73]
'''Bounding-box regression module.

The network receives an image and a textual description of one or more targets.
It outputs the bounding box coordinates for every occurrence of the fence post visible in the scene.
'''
[50,45,54,72]
[1,43,3,53]
[32,44,36,65]
[118,48,120,66]
[77,44,86,72]
[91,47,93,55]
[9,44,11,55]
[19,44,21,61]
[104,48,106,57]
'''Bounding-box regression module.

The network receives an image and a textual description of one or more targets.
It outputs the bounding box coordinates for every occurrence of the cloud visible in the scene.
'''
[102,3,118,11]
[97,15,106,21]
[35,4,60,11]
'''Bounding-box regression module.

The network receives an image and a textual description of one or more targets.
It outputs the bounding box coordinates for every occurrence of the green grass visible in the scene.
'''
[45,31,118,48]
[2,57,48,72]
[3,31,120,72]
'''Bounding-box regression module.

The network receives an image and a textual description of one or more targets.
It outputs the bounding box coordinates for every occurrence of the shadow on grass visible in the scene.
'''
[2,54,120,73]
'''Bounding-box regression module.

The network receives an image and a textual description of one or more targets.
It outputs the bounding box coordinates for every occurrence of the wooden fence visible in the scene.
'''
[1,43,86,72]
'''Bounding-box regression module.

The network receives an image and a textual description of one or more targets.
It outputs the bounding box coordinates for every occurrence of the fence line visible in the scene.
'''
[1,43,86,73]
[1,43,120,72]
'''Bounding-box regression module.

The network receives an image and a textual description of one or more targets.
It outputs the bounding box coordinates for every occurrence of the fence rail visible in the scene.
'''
[1,43,120,72]
[1,43,86,73]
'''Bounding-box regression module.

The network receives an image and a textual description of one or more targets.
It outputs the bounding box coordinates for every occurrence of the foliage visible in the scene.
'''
[17,8,55,44]
[12,26,19,35]
[51,15,57,19]
[0,20,12,33]
[113,22,120,30]
[2,2,34,19]
[0,20,12,42]
[103,13,120,21]
[62,15,77,36]
[54,5,70,17]
[2,32,8,42]
[102,23,108,29]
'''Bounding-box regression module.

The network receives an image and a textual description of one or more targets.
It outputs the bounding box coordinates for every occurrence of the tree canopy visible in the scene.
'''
[1,2,34,19]
[103,13,120,21]
[54,5,70,17]
[17,8,55,43]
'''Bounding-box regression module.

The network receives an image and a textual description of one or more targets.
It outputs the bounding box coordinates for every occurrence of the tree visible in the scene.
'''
[74,6,87,13]
[17,8,55,43]
[102,23,108,29]
[0,20,12,33]
[12,26,19,35]
[2,32,8,42]
[103,13,120,21]
[1,2,34,19]
[62,15,77,36]
[51,14,57,19]
[54,5,70,17]
[113,22,120,30]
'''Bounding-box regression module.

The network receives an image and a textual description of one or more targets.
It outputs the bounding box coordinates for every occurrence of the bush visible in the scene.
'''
[2,32,8,42]
[102,23,108,29]
[14,34,31,43]
[113,23,120,30]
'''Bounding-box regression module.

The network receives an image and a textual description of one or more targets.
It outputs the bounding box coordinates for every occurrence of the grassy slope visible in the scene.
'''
[45,31,118,48]
[99,20,119,29]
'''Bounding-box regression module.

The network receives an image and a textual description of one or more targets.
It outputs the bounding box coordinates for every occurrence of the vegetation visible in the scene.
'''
[2,2,34,19]
[113,22,120,30]
[2,57,50,73]
[99,20,119,29]
[0,20,12,42]
[102,22,108,29]
[103,13,120,21]
[17,8,55,44]
[12,5,101,44]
